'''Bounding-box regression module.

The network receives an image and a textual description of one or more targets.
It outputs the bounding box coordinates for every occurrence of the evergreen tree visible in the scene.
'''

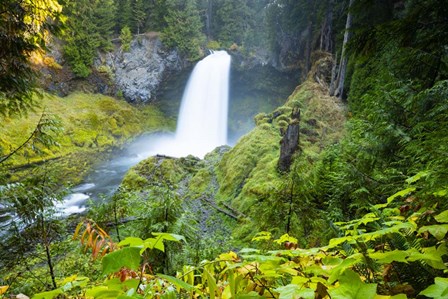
[132,0,147,34]
[120,26,133,51]
[146,0,169,31]
[213,0,252,47]
[63,0,117,77]
[93,0,117,50]
[162,0,205,61]
[115,0,133,32]
[0,0,62,116]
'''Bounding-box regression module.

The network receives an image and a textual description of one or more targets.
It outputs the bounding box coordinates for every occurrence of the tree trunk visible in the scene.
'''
[334,0,354,99]
[329,51,338,95]
[206,0,212,39]
[45,243,57,290]
[304,21,313,73]
[41,216,57,290]
[320,0,333,52]
[278,108,301,172]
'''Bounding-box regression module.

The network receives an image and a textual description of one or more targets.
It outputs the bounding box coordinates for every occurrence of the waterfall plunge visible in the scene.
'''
[56,52,231,216]
[154,51,231,158]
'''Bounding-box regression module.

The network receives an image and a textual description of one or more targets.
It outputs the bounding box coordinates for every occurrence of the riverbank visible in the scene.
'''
[0,92,174,185]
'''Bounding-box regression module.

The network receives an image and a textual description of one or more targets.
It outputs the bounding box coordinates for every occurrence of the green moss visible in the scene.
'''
[217,123,281,201]
[1,91,173,182]
[122,156,200,192]
[212,75,346,241]
[189,168,212,196]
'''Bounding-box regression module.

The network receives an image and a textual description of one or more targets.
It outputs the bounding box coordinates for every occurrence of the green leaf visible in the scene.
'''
[418,224,448,240]
[374,295,407,299]
[118,237,143,247]
[435,210,448,223]
[328,270,377,299]
[204,269,217,299]
[32,289,63,299]
[274,233,298,245]
[236,292,264,298]
[252,231,272,242]
[328,259,359,284]
[419,277,448,298]
[151,232,185,242]
[102,247,141,275]
[275,284,314,299]
[433,189,448,197]
[142,233,185,253]
[158,274,195,292]
[387,187,416,203]
[86,286,123,298]
[405,171,429,184]
[369,250,409,264]
[407,247,446,269]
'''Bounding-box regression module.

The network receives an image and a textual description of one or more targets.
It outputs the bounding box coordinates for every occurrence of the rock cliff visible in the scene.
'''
[98,34,185,103]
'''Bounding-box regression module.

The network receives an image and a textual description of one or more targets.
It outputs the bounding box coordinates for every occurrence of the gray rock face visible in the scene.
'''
[100,36,184,103]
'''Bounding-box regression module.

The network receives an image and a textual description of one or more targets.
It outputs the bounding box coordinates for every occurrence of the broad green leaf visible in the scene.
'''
[239,248,260,254]
[274,233,298,245]
[102,247,141,275]
[291,276,309,286]
[328,259,358,284]
[151,232,185,242]
[204,269,217,299]
[86,286,122,298]
[118,237,143,247]
[405,171,429,184]
[328,269,377,299]
[275,284,314,299]
[369,250,409,264]
[435,210,448,223]
[58,275,90,293]
[374,295,407,299]
[240,254,285,263]
[158,274,195,292]
[144,237,164,252]
[327,236,352,248]
[433,189,448,197]
[143,233,184,253]
[252,231,272,242]
[419,277,448,298]
[418,224,448,240]
[218,251,239,261]
[407,247,446,269]
[32,289,63,299]
[387,187,416,203]
[236,292,264,298]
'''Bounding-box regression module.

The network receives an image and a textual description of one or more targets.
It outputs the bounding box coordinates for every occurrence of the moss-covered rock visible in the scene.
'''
[215,64,346,241]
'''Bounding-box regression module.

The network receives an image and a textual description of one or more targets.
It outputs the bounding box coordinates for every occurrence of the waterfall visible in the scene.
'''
[52,52,232,216]
[155,51,231,158]
[175,51,231,157]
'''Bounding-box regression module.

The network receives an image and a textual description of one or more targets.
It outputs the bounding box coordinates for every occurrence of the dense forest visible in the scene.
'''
[1,0,448,298]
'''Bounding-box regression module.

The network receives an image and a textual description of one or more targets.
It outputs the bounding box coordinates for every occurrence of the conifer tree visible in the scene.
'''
[162,0,205,61]
[0,0,62,116]
[132,0,147,34]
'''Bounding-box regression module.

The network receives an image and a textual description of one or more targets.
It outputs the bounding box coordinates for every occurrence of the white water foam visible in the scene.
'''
[152,51,231,158]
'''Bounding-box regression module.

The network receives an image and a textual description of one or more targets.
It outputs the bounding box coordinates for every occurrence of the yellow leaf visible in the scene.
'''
[0,286,9,295]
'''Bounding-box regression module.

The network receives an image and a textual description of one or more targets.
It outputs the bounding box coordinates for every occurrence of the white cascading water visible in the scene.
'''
[155,50,231,158]
[55,51,231,216]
